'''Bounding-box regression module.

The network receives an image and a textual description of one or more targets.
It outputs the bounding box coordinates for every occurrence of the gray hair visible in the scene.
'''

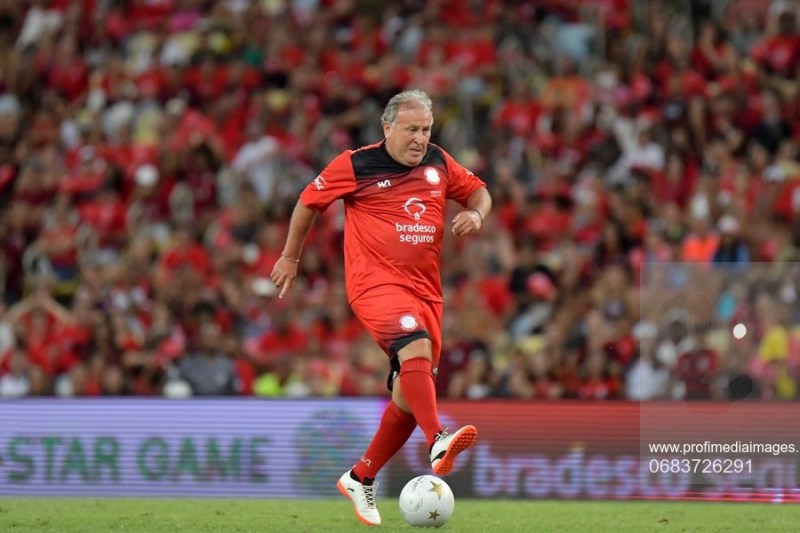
[381,90,433,127]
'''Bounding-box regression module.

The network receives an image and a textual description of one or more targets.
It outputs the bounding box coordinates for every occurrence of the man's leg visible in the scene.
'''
[397,338,477,476]
[396,338,442,445]
[338,362,420,527]
[337,287,475,528]
[351,398,417,482]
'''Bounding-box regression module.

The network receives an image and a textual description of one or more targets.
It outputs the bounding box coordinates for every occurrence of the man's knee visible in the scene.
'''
[396,338,433,364]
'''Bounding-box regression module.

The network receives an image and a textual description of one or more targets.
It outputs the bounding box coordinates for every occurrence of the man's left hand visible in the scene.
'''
[451,209,483,236]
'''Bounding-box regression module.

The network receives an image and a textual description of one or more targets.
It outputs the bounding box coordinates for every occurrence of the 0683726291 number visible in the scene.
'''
[648,458,752,474]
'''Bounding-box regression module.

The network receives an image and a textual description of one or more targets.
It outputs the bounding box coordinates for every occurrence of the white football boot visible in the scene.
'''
[337,470,381,526]
[429,425,478,476]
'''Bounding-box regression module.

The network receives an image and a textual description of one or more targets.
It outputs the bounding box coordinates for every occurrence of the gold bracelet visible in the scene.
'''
[280,254,300,263]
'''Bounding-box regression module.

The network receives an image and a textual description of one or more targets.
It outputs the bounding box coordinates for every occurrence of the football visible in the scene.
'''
[398,475,455,528]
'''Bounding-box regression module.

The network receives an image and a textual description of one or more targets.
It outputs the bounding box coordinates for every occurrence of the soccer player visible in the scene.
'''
[271,89,491,526]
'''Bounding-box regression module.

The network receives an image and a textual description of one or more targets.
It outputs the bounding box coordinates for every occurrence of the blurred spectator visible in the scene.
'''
[245,308,307,369]
[0,348,29,397]
[575,351,617,400]
[751,88,792,155]
[625,321,669,400]
[176,302,238,396]
[749,293,798,399]
[447,345,496,400]
[681,214,720,263]
[497,346,564,400]
[712,214,749,267]
[674,332,720,400]
[101,364,129,396]
[436,320,478,397]
[231,120,282,203]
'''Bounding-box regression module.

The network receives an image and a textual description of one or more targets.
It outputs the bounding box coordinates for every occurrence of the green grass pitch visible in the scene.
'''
[1,499,799,532]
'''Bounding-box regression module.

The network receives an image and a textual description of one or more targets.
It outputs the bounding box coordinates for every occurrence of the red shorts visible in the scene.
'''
[350,285,443,372]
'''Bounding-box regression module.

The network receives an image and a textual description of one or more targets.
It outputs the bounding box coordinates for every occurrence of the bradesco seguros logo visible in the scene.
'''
[403,197,426,221]
[397,198,436,245]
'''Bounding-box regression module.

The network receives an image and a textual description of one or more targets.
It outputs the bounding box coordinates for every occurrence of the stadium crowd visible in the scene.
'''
[1,0,800,401]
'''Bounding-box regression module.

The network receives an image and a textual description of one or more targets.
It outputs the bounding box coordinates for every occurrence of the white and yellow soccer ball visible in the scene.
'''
[398,475,455,528]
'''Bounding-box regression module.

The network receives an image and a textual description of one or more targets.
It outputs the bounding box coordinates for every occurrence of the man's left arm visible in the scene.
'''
[452,186,492,236]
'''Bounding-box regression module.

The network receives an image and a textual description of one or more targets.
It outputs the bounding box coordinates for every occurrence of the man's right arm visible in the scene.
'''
[270,150,356,299]
[281,200,318,261]
[270,200,318,299]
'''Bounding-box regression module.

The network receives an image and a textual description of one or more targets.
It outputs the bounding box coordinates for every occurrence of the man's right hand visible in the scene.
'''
[270,255,299,299]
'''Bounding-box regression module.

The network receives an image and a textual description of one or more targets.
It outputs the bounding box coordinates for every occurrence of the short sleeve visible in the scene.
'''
[442,149,486,206]
[299,151,357,212]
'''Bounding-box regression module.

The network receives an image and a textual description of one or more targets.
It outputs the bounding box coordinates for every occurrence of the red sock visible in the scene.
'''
[399,357,442,447]
[353,401,417,481]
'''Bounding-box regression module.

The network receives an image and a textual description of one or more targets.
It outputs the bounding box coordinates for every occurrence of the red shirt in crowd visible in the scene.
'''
[160,241,211,277]
[77,196,128,246]
[247,324,308,366]
[40,219,79,269]
[494,99,542,137]
[676,347,718,399]
[752,34,800,78]
[577,376,620,400]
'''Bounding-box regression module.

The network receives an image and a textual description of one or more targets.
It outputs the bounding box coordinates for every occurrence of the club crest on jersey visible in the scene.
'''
[403,197,426,220]
[400,315,418,330]
[424,167,440,185]
[313,175,327,190]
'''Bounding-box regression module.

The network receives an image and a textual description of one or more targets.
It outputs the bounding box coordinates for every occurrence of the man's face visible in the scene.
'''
[383,104,432,167]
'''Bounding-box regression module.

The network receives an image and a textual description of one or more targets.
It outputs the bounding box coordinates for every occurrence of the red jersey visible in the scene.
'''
[300,141,485,303]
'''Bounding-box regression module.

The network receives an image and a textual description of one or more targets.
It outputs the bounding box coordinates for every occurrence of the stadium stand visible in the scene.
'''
[0,0,799,401]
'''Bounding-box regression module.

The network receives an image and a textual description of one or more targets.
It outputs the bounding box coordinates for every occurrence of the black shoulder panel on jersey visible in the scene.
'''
[351,144,406,180]
[421,144,445,166]
[351,143,446,181]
